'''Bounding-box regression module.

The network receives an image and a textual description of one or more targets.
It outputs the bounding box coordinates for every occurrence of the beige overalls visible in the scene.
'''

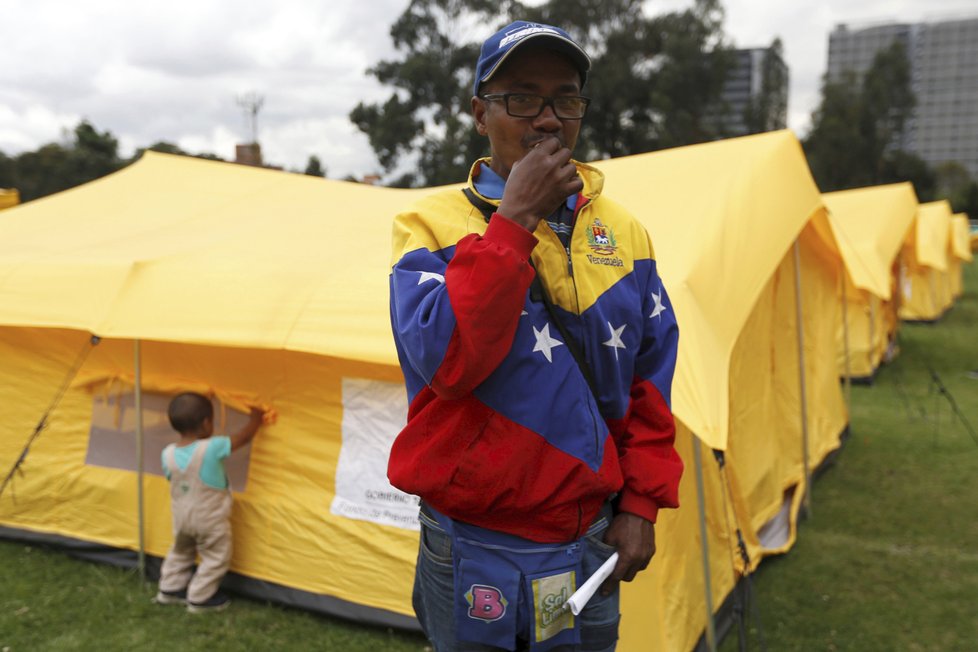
[158,440,233,604]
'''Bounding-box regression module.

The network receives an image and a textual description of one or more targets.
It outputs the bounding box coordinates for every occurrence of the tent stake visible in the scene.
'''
[135,339,146,580]
[868,295,877,373]
[693,435,717,652]
[794,241,813,517]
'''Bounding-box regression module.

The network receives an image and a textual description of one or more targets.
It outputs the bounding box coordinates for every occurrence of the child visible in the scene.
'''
[153,392,264,613]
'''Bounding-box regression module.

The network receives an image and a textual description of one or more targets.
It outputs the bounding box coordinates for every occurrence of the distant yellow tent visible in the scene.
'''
[0,135,847,651]
[823,183,918,381]
[899,200,954,322]
[0,188,19,210]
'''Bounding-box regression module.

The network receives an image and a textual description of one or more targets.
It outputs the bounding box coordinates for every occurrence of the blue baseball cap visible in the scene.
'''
[473,21,591,96]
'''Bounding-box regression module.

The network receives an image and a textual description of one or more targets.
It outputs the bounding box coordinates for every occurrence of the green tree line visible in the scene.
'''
[0,122,225,203]
[0,123,327,203]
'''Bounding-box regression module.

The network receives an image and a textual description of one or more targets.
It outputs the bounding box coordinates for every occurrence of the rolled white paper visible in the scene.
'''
[566,552,618,615]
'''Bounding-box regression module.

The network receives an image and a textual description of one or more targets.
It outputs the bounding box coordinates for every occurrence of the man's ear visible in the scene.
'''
[472,96,488,136]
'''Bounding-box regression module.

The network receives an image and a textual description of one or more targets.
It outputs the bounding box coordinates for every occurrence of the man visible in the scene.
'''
[388,20,683,651]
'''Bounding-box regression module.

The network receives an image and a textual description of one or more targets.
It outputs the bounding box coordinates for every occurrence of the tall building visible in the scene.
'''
[827,16,978,178]
[714,46,789,137]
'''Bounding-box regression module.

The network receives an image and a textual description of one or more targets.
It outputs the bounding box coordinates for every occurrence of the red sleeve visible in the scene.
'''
[611,378,684,523]
[431,214,538,398]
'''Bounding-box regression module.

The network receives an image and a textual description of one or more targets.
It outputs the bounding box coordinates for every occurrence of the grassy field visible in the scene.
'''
[719,259,978,652]
[0,540,430,651]
[1,262,975,652]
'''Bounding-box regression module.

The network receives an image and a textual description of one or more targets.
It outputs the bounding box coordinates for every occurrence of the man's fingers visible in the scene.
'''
[537,135,562,151]
[599,577,619,597]
[599,556,637,596]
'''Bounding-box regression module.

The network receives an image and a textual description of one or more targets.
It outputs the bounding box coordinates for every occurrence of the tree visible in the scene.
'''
[804,71,867,190]
[804,40,921,192]
[639,0,733,150]
[67,121,123,188]
[132,141,225,162]
[860,40,915,182]
[935,161,978,218]
[350,0,512,187]
[352,0,732,186]
[0,151,15,190]
[303,155,326,178]
[0,121,125,201]
[880,150,936,201]
[957,182,978,220]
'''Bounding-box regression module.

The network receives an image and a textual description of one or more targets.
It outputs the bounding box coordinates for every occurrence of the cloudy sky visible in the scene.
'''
[2,0,975,181]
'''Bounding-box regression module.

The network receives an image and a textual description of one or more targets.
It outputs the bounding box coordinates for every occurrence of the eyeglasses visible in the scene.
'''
[480,93,590,120]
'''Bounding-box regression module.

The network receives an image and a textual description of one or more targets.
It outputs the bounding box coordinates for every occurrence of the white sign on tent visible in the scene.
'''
[331,377,419,530]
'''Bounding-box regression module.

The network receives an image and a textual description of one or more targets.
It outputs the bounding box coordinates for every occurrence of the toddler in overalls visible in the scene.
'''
[153,392,265,613]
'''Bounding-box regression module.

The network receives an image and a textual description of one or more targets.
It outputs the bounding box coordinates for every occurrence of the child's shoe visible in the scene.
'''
[187,591,231,613]
[153,588,187,605]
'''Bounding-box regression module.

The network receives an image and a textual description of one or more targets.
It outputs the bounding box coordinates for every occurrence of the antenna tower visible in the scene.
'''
[236,92,265,145]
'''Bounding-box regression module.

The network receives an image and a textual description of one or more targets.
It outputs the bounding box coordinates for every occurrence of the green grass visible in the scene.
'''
[0,541,427,652]
[720,260,978,652]
[0,543,429,651]
[1,262,975,651]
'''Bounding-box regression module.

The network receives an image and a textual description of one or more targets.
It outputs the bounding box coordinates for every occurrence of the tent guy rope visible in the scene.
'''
[0,335,100,499]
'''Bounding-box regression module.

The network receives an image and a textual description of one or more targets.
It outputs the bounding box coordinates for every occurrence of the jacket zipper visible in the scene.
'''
[568,198,601,464]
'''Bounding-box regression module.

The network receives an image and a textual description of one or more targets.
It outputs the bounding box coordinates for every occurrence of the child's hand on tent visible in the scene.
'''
[247,405,277,426]
[247,407,264,426]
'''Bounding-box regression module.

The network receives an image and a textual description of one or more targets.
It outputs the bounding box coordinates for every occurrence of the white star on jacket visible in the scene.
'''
[650,289,667,319]
[603,322,627,360]
[417,271,445,285]
[532,324,564,363]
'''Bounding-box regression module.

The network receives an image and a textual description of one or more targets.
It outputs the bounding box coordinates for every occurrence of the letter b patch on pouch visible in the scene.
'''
[456,558,520,649]
[466,584,508,621]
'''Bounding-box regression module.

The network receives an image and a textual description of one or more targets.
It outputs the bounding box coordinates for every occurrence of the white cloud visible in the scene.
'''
[0,104,80,152]
[0,0,404,178]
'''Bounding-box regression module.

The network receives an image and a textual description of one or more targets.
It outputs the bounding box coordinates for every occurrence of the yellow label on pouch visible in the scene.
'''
[532,570,575,642]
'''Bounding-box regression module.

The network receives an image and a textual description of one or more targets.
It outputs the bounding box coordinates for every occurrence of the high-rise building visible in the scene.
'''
[714,46,789,137]
[827,16,978,178]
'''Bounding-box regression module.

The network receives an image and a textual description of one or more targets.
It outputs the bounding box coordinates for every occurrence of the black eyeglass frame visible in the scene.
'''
[479,93,591,120]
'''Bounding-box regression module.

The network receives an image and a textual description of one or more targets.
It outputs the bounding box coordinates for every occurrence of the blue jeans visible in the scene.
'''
[413,512,621,652]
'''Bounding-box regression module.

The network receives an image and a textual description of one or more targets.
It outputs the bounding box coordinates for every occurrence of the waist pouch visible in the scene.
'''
[427,506,583,651]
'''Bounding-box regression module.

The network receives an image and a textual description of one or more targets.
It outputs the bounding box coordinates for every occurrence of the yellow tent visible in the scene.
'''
[592,130,847,651]
[0,134,847,651]
[823,183,918,381]
[899,200,954,322]
[949,214,974,298]
[0,188,19,210]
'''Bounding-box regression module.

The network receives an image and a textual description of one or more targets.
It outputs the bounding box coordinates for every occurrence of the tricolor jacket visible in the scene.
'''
[388,159,683,543]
